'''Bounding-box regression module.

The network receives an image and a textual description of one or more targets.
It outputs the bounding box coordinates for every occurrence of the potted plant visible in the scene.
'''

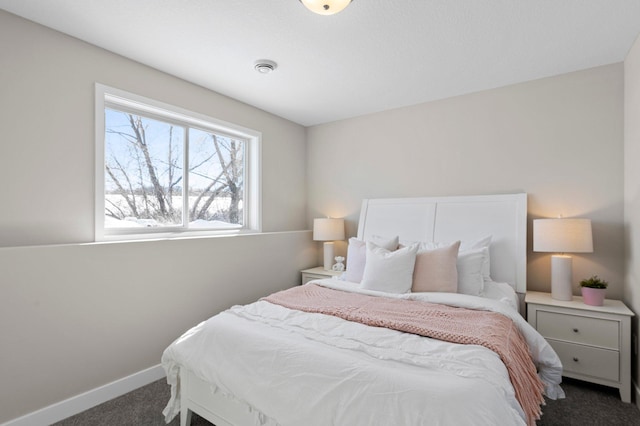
[580,275,608,306]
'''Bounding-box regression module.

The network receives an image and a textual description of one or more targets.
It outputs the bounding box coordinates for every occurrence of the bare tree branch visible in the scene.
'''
[127,114,170,217]
[105,164,138,217]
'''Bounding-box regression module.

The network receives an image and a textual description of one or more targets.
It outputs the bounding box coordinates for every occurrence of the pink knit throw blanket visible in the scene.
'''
[264,284,544,425]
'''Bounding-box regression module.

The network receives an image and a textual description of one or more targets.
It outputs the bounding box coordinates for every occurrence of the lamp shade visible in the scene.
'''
[533,218,593,253]
[300,0,352,15]
[313,218,345,241]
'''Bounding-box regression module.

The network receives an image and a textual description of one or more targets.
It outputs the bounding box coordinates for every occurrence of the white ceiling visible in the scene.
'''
[2,0,640,126]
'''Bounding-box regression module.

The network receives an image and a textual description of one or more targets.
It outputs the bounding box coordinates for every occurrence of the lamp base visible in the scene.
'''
[551,255,573,301]
[323,242,335,270]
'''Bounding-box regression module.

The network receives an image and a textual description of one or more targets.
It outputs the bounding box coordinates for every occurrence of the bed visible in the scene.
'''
[162,193,564,426]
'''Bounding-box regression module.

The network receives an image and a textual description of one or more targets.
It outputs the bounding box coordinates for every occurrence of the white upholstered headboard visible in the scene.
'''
[356,193,527,294]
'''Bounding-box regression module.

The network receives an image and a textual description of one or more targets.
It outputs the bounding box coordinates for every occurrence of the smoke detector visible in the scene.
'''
[254,60,277,74]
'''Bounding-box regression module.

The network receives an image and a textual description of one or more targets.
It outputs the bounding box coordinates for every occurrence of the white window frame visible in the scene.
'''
[95,83,261,242]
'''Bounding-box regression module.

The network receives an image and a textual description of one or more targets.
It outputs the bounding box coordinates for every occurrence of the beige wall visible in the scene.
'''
[624,33,640,398]
[0,10,307,248]
[0,232,315,423]
[307,64,625,299]
[0,11,315,423]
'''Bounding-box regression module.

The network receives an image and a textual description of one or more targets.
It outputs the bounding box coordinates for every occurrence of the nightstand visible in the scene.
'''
[301,267,343,285]
[526,291,634,403]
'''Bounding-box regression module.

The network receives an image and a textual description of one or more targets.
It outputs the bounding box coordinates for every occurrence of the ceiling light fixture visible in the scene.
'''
[254,60,277,74]
[299,0,353,15]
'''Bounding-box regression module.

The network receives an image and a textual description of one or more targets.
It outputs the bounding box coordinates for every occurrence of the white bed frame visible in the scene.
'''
[357,193,527,294]
[177,193,528,426]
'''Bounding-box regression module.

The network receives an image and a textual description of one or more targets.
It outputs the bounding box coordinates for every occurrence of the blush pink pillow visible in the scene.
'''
[411,241,461,293]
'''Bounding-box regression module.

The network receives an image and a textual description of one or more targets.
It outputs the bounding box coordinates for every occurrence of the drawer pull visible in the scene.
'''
[573,357,579,362]
[572,328,579,333]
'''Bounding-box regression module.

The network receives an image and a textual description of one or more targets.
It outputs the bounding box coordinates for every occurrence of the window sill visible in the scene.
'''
[98,228,262,244]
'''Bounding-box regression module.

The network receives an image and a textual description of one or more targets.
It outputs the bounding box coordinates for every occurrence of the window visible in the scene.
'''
[95,84,261,240]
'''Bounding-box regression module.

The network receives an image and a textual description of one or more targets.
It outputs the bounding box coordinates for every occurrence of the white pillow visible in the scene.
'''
[345,235,399,283]
[360,242,418,293]
[456,247,488,296]
[460,236,492,280]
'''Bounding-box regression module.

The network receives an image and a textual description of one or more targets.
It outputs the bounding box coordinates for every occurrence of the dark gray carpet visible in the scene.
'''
[53,377,639,425]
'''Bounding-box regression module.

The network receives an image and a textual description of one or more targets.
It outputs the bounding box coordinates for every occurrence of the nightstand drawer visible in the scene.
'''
[536,310,619,350]
[548,340,619,382]
[302,273,329,285]
[301,267,343,285]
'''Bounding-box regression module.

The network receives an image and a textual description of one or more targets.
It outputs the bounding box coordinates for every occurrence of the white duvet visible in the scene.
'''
[162,280,564,426]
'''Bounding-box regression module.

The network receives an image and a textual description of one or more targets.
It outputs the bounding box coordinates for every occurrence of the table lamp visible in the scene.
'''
[533,218,593,301]
[313,218,345,270]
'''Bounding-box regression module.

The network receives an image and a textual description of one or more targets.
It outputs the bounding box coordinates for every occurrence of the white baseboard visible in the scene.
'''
[1,364,165,426]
